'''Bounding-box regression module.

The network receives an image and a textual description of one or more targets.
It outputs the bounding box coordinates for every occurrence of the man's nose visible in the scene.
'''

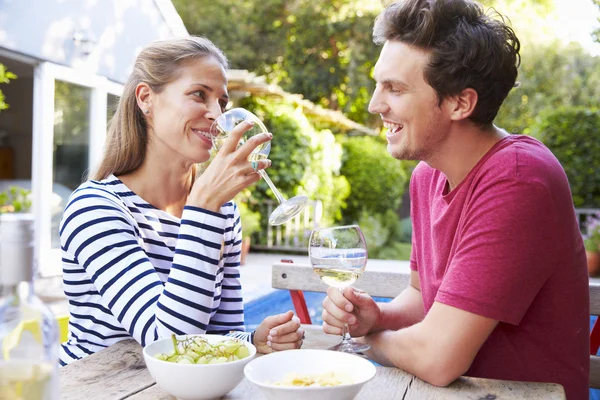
[368,88,387,114]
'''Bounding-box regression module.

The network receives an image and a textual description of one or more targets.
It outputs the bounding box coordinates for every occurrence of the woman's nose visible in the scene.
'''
[206,103,222,121]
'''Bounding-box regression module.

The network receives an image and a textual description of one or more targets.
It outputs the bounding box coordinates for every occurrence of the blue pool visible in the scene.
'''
[245,290,599,398]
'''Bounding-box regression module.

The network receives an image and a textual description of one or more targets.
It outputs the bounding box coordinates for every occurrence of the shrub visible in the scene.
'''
[340,136,408,224]
[531,107,600,207]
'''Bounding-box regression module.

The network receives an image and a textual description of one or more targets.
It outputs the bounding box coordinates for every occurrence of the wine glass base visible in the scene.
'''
[268,195,309,226]
[328,340,371,354]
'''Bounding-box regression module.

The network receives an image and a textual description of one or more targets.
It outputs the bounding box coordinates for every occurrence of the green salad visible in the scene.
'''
[154,334,251,364]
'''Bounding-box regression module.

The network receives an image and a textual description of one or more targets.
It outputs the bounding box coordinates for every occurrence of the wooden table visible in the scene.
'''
[60,325,565,399]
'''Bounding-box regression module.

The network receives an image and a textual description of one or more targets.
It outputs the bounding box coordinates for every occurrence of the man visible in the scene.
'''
[321,0,589,398]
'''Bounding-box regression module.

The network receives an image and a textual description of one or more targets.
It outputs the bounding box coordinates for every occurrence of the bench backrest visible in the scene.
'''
[273,262,600,388]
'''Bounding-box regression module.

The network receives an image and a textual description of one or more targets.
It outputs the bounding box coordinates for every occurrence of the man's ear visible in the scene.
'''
[135,82,153,115]
[449,88,478,122]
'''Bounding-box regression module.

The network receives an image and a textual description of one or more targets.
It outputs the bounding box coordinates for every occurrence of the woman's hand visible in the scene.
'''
[253,310,304,354]
[189,120,272,212]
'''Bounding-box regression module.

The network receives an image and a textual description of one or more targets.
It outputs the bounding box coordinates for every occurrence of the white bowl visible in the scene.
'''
[244,349,376,400]
[143,334,257,400]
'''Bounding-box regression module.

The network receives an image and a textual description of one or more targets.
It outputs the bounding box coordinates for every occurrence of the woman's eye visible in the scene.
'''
[219,101,228,111]
[192,91,206,99]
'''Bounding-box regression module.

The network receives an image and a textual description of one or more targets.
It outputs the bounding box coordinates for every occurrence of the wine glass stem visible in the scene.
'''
[342,322,353,343]
[258,169,287,204]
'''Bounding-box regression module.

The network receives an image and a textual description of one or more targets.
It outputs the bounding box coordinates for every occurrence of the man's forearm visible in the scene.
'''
[361,324,453,387]
[372,285,425,333]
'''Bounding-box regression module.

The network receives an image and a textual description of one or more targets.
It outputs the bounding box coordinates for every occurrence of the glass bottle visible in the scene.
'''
[0,213,60,399]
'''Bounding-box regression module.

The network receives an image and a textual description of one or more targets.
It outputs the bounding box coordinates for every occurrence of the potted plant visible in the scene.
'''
[584,213,600,277]
[238,201,260,265]
[0,186,32,213]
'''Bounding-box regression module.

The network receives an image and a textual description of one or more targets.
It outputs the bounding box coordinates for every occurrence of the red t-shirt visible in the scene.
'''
[410,135,589,399]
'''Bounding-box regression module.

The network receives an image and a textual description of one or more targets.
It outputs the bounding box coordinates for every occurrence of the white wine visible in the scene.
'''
[247,152,268,162]
[313,267,361,288]
[0,361,55,400]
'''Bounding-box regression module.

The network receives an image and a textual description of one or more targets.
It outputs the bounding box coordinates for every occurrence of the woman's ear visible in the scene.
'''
[135,82,152,115]
[449,88,478,122]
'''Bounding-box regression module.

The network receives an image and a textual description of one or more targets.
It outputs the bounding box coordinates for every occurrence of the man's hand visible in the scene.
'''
[253,310,304,354]
[321,286,381,337]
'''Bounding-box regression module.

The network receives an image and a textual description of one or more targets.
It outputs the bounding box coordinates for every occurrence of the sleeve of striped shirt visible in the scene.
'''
[207,203,250,341]
[60,187,229,346]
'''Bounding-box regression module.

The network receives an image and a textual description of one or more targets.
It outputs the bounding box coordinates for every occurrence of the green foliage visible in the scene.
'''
[357,209,411,260]
[584,212,600,252]
[496,43,600,135]
[173,0,382,125]
[238,96,350,231]
[0,63,17,111]
[236,197,261,239]
[530,107,600,208]
[0,187,32,213]
[340,135,408,224]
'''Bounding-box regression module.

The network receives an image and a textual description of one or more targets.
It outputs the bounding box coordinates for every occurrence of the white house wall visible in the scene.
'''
[0,0,188,84]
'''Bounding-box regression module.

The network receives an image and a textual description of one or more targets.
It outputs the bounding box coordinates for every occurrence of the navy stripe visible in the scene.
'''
[162,290,213,314]
[220,297,243,303]
[116,281,163,322]
[208,320,244,327]
[102,258,147,293]
[70,322,130,340]
[69,312,126,332]
[129,294,160,340]
[184,205,227,219]
[76,344,94,355]
[62,344,81,361]
[63,290,100,297]
[174,249,219,266]
[140,315,156,346]
[108,269,156,309]
[180,219,224,234]
[87,242,141,278]
[157,317,185,335]
[177,234,222,250]
[69,300,112,315]
[167,277,214,298]
[63,279,93,286]
[61,204,126,236]
[215,309,244,315]
[157,302,208,330]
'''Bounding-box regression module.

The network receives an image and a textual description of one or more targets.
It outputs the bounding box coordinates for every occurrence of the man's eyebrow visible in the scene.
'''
[380,79,411,90]
[194,83,229,99]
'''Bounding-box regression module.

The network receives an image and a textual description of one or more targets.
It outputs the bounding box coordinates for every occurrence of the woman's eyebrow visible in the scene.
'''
[192,83,230,100]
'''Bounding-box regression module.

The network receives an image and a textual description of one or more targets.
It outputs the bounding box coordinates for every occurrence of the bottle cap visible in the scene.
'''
[0,213,35,285]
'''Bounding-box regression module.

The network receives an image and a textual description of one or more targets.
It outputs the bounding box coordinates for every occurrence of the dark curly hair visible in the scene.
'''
[373,0,520,126]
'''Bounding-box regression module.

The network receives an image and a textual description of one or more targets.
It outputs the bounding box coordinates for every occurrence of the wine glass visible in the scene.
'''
[210,108,308,226]
[308,225,370,353]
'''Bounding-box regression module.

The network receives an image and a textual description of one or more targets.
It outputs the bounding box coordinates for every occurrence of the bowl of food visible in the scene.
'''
[143,334,256,400]
[243,349,376,400]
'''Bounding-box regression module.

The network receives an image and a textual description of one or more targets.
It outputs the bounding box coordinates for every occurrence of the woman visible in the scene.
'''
[59,36,303,365]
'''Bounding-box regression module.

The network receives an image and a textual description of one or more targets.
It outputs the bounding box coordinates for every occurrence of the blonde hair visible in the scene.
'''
[92,36,228,180]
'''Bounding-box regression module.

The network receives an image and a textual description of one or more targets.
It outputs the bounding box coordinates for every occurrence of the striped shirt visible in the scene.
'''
[59,175,249,365]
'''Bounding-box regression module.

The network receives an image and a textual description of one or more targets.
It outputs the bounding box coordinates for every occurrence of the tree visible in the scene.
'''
[594,0,600,43]
[173,0,384,125]
[0,64,17,111]
[496,42,600,134]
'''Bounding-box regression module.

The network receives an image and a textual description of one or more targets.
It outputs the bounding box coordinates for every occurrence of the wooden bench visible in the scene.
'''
[272,261,600,389]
